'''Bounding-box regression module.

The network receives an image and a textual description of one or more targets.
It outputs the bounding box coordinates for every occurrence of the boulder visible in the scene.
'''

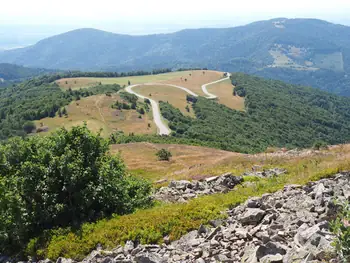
[240,208,266,225]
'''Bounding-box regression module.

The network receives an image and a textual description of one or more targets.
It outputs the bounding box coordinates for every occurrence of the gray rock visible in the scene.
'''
[134,253,164,263]
[260,254,283,263]
[240,208,266,225]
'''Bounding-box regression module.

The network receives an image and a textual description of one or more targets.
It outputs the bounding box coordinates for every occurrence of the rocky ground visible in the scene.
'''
[153,173,243,203]
[42,172,349,263]
[153,169,286,203]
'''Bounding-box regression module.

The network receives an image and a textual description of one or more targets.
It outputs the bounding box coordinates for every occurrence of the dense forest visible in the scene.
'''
[254,68,350,97]
[156,73,350,153]
[0,63,55,81]
[0,79,122,139]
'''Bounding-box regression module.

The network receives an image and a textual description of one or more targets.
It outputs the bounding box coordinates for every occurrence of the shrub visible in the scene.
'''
[0,125,152,255]
[23,121,36,133]
[156,148,172,161]
[313,140,328,150]
[331,202,350,261]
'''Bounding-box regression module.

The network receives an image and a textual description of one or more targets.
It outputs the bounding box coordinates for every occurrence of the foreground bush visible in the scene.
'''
[332,202,350,261]
[0,125,152,254]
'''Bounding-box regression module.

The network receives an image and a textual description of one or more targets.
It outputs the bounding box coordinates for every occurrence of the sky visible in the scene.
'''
[0,0,350,37]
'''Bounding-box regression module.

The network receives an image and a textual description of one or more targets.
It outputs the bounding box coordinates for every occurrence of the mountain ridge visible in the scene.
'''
[1,18,350,95]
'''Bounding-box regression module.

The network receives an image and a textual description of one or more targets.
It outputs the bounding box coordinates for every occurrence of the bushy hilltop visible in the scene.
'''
[1,18,350,95]
[156,73,350,153]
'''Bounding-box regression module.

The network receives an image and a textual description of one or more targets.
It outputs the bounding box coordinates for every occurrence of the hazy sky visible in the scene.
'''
[1,0,350,34]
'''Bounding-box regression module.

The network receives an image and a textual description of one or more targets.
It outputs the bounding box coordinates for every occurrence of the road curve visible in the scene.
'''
[201,73,231,99]
[125,73,230,135]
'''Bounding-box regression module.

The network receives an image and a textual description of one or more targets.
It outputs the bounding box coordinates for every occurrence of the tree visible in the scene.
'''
[58,108,62,117]
[23,121,36,134]
[144,98,151,104]
[0,125,152,254]
[185,105,190,112]
[139,108,145,115]
[128,80,131,86]
[62,107,68,116]
[156,148,172,161]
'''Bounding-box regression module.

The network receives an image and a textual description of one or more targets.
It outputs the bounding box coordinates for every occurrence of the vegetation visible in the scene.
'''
[157,73,350,153]
[27,154,347,260]
[0,63,54,81]
[0,79,121,139]
[331,202,350,261]
[156,149,172,161]
[0,125,152,255]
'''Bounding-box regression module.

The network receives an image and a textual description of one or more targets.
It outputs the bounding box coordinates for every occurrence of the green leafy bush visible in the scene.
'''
[331,202,350,261]
[156,149,172,161]
[0,125,152,255]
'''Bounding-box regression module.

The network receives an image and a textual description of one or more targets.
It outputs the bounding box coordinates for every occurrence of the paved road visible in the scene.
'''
[125,73,230,135]
[201,73,231,99]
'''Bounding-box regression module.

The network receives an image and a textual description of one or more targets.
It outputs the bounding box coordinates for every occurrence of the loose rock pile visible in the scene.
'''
[242,168,287,178]
[153,173,243,203]
[52,172,349,263]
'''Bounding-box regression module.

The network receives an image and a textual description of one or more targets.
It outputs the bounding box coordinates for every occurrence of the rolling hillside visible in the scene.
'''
[1,18,350,94]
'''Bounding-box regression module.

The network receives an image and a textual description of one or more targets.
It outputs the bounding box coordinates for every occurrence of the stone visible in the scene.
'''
[260,254,283,263]
[240,208,266,225]
[134,253,164,263]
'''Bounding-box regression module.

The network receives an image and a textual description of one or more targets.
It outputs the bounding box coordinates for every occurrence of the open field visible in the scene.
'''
[35,94,156,137]
[111,142,350,183]
[160,70,224,96]
[56,71,195,90]
[206,78,245,110]
[133,85,195,117]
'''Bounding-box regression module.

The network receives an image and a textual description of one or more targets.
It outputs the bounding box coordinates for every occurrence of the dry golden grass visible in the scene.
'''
[35,94,156,138]
[133,85,195,117]
[111,142,350,183]
[207,78,245,110]
[111,143,239,181]
[160,70,224,96]
[56,71,193,90]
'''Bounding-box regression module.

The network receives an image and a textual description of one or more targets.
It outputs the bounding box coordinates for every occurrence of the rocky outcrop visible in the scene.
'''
[47,172,349,263]
[153,173,243,203]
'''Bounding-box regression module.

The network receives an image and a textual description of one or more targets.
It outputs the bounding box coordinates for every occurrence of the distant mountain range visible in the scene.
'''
[0,18,350,95]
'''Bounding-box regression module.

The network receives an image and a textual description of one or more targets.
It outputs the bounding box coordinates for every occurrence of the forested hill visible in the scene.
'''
[0,76,122,139]
[159,73,350,153]
[1,18,350,95]
[0,63,54,81]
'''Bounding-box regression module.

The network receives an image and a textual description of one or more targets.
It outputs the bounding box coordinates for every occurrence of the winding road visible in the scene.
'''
[125,73,231,135]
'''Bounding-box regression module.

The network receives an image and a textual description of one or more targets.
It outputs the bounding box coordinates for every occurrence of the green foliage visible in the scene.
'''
[0,63,54,81]
[119,92,138,105]
[313,140,328,150]
[0,125,152,255]
[156,149,172,161]
[22,121,36,134]
[331,202,350,261]
[0,81,122,140]
[159,73,350,153]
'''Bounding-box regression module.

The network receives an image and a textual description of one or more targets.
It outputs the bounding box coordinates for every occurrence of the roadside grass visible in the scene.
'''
[206,78,245,110]
[161,70,224,96]
[133,85,195,117]
[28,147,350,260]
[56,71,194,90]
[35,94,156,138]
